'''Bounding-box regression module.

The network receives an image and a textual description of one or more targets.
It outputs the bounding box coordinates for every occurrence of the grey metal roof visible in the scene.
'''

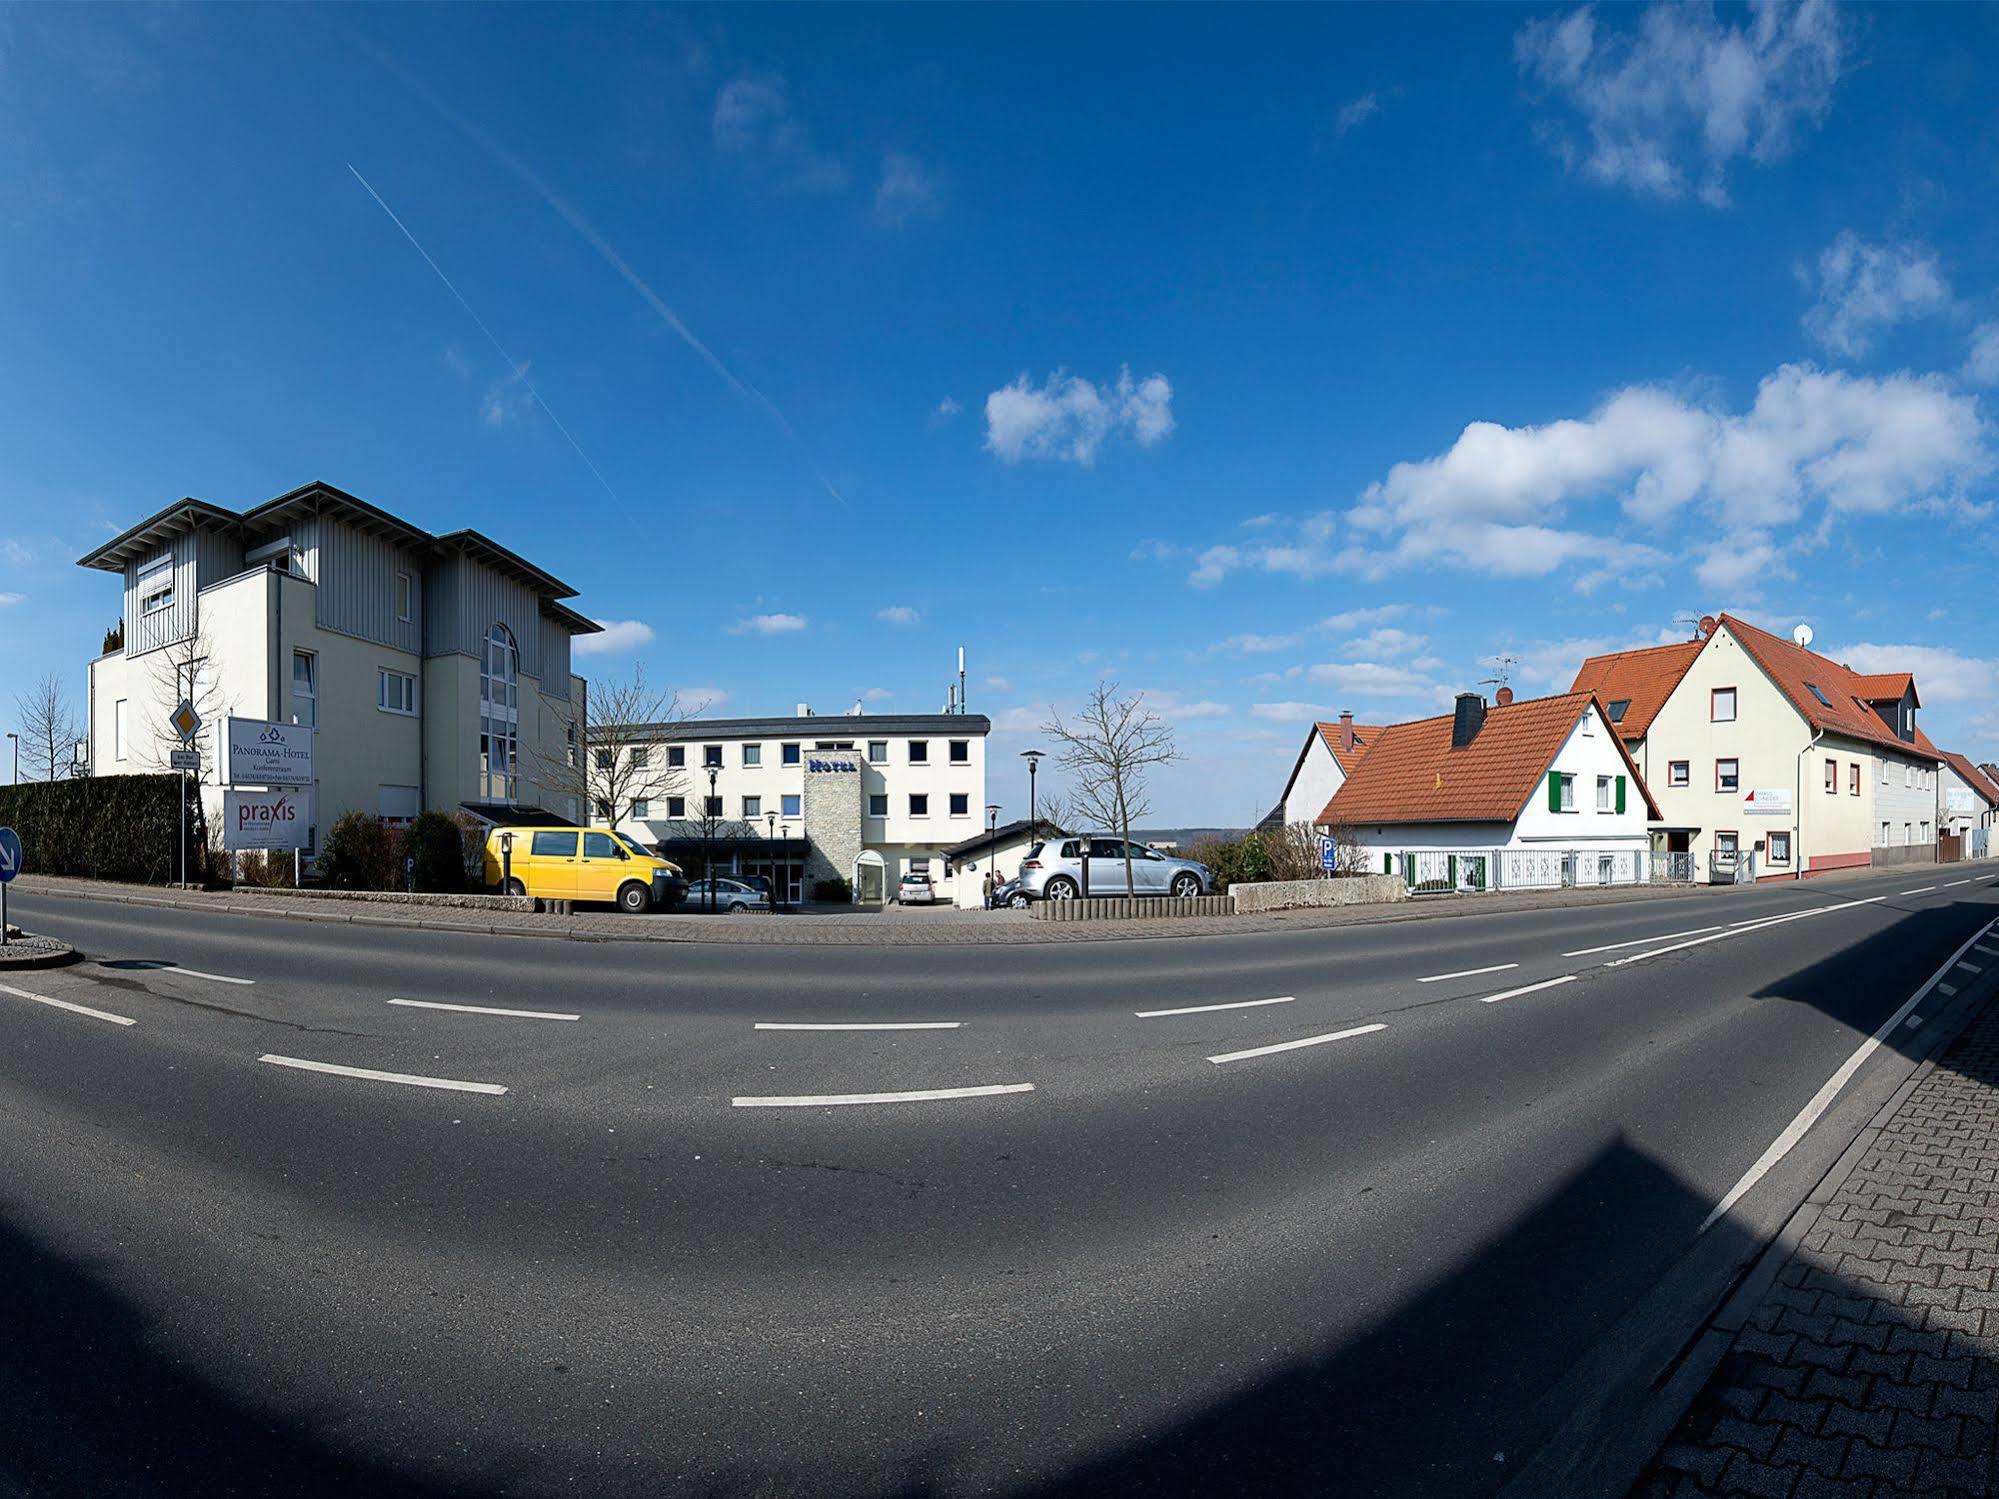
[77,499,241,572]
[624,713,993,741]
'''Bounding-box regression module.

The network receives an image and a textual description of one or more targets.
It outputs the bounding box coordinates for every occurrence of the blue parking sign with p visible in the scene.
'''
[1317,835,1336,872]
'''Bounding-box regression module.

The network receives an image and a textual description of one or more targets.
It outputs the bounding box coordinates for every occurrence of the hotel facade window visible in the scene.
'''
[292,649,318,729]
[479,622,518,801]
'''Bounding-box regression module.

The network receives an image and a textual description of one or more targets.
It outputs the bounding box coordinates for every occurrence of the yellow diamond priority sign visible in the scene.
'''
[170,697,202,745]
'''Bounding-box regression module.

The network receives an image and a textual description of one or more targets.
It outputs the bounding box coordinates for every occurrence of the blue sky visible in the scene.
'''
[4,2,1998,822]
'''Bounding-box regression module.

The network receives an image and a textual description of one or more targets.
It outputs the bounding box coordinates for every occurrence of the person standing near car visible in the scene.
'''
[982,869,995,910]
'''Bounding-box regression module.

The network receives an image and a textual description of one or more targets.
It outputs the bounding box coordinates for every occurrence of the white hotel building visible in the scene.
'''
[610,710,991,904]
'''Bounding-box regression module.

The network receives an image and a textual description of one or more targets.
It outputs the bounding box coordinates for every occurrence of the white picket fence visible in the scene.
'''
[1386,847,1694,896]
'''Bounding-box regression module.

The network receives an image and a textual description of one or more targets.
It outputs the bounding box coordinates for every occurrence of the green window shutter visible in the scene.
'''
[1447,854,1457,888]
[1383,852,1392,874]
[1616,776,1627,814]
[1548,774,1562,812]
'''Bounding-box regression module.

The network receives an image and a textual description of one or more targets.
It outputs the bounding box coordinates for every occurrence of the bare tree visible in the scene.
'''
[534,665,700,829]
[1035,787,1072,836]
[1041,680,1179,896]
[14,673,79,782]
[146,622,236,780]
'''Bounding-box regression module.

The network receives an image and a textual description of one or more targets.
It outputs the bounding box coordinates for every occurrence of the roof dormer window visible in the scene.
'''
[1607,699,1630,723]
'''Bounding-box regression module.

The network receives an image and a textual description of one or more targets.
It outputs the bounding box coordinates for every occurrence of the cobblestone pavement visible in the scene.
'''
[1634,992,1999,1498]
[12,871,1723,945]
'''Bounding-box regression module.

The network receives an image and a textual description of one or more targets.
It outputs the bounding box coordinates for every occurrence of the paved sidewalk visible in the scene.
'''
[1635,988,1999,1498]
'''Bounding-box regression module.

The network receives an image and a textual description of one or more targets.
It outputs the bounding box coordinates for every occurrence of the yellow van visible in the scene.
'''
[483,825,685,913]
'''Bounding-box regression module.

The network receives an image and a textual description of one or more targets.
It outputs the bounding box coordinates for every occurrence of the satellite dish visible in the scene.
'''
[1793,623,1815,648]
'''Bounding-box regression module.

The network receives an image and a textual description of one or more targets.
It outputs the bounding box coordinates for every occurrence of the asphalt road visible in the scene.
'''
[2,867,1997,1498]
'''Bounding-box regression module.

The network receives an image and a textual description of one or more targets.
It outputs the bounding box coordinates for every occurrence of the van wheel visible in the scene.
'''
[1044,877,1079,900]
[618,881,652,914]
[503,878,526,897]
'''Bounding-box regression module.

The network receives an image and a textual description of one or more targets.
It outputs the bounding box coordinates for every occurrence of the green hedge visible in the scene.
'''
[0,774,206,885]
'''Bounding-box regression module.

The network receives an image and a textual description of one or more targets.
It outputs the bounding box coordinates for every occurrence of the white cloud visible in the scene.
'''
[1694,535,1787,594]
[1335,93,1382,136]
[0,592,23,606]
[875,605,922,626]
[481,363,534,428]
[573,619,656,656]
[1139,688,1232,722]
[1516,0,1845,206]
[1965,322,1999,386]
[442,345,472,379]
[1217,632,1299,654]
[1342,627,1427,659]
[983,676,1011,692]
[1801,232,1950,357]
[0,540,33,566]
[1304,660,1437,697]
[1836,643,1998,705]
[874,152,940,227]
[859,686,896,703]
[1250,701,1334,724]
[1317,604,1406,632]
[712,71,846,191]
[935,396,962,419]
[679,687,731,713]
[984,366,1175,466]
[729,612,806,636]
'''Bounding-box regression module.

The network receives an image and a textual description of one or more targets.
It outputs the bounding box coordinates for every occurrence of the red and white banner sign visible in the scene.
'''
[224,788,314,850]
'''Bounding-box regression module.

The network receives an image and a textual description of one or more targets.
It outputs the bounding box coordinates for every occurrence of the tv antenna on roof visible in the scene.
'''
[1479,654,1518,690]
[1793,622,1815,648]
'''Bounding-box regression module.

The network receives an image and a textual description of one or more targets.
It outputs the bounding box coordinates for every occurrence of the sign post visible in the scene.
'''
[1318,834,1337,876]
[223,718,315,885]
[171,698,202,890]
[0,825,21,947]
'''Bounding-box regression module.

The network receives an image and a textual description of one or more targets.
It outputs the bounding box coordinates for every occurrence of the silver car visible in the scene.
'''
[684,877,770,914]
[1015,836,1211,901]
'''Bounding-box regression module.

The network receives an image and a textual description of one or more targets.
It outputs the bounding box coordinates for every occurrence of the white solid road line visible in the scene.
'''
[123,961,255,986]
[1135,996,1294,1018]
[730,1083,1033,1107]
[1612,897,1890,968]
[388,998,579,1021]
[1563,925,1724,957]
[1901,886,1938,896]
[1207,1022,1385,1065]
[259,1054,508,1095]
[754,1021,963,1031]
[1477,975,1577,1005]
[1417,963,1519,985]
[0,980,136,1026]
[1698,916,1998,1235]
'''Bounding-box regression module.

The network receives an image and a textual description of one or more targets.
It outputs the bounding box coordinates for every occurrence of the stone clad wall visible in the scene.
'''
[1228,874,1407,913]
[801,754,863,894]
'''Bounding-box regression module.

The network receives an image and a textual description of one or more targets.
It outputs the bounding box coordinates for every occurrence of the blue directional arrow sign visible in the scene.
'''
[0,826,20,883]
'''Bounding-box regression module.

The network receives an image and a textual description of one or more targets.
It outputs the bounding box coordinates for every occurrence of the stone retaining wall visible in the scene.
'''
[1228,874,1408,913]
[1030,895,1233,922]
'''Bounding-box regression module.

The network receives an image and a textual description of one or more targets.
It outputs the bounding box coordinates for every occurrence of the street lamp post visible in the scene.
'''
[986,803,1001,907]
[1020,749,1043,826]
[5,732,17,785]
[766,809,777,913]
[705,764,719,914]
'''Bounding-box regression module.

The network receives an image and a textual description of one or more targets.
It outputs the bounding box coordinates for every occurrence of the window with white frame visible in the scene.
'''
[631,747,649,770]
[395,571,413,623]
[950,792,970,816]
[479,622,519,801]
[632,798,650,819]
[292,650,318,728]
[908,740,929,763]
[667,796,685,818]
[377,668,416,715]
[949,740,969,764]
[1716,758,1740,793]
[1711,687,1737,722]
[704,795,723,817]
[595,747,613,770]
[1596,775,1613,811]
[1668,760,1689,787]
[742,795,762,819]
[868,740,888,764]
[114,698,128,760]
[742,743,761,767]
[1824,757,1837,794]
[703,745,722,768]
[137,553,174,616]
[1768,829,1792,863]
[782,794,800,818]
[868,793,888,817]
[1553,772,1576,811]
[781,742,800,766]
[667,746,685,768]
[909,793,929,817]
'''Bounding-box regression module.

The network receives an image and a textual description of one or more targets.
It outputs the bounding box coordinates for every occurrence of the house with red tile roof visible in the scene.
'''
[1576,614,1944,881]
[1935,747,1999,838]
[1318,687,1661,891]
[1270,710,1381,828]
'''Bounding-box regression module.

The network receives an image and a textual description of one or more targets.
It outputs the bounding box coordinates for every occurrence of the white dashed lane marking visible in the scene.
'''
[259,1054,508,1095]
[754,1021,962,1031]
[389,999,579,1021]
[1563,926,1724,957]
[1208,1023,1385,1065]
[1135,996,1294,1018]
[0,980,135,1026]
[731,1083,1033,1108]
[1477,975,1577,1005]
[1417,963,1518,985]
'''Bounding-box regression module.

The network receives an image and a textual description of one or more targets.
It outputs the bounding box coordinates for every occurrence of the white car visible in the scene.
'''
[896,872,942,905]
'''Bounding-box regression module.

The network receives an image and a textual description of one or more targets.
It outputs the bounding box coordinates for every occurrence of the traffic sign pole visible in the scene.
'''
[0,826,22,947]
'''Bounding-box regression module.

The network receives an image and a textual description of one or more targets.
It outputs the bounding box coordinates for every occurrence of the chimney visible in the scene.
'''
[795,703,813,718]
[1339,710,1356,752]
[1495,685,1514,707]
[1451,692,1486,748]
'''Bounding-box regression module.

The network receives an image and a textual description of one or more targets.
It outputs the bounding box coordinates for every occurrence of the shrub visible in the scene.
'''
[0,773,206,885]
[234,850,298,888]
[400,810,466,893]
[812,876,852,903]
[449,812,487,885]
[320,811,402,890]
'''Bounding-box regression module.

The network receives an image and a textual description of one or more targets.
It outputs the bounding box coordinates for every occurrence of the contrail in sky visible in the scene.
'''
[356,37,848,508]
[346,163,622,506]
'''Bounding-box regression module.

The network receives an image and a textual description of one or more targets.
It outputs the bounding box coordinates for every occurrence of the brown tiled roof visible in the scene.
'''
[1851,672,1919,707]
[1320,690,1662,827]
[1316,721,1382,776]
[1937,747,1999,808]
[1568,640,1703,742]
[1720,615,1941,761]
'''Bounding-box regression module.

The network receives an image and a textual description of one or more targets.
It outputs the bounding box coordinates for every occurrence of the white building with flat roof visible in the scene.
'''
[78,481,599,854]
[606,709,991,904]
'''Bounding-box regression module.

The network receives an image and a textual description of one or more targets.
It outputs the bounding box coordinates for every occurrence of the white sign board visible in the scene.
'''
[168,748,200,771]
[1742,787,1793,816]
[1946,788,1977,815]
[224,788,313,850]
[227,717,314,786]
